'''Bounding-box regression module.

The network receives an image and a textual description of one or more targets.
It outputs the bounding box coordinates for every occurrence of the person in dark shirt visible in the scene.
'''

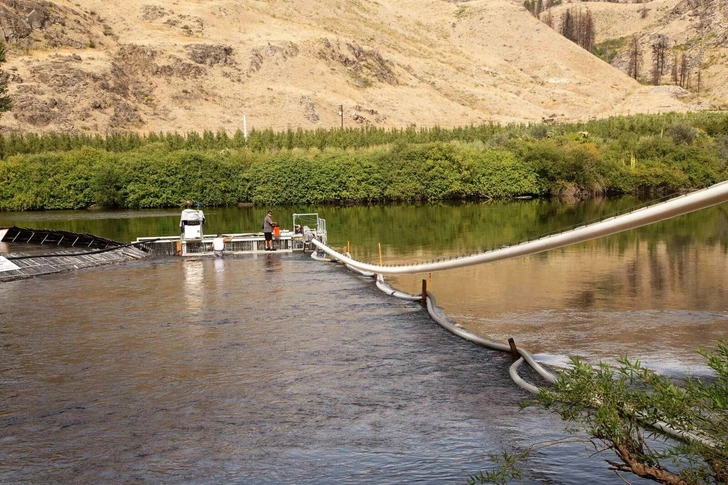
[263,210,276,251]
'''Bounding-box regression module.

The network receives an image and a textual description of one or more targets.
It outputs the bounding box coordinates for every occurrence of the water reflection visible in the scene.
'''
[2,197,726,483]
[1,199,726,370]
[389,239,728,372]
[182,259,205,313]
[262,253,284,296]
[213,256,225,274]
[2,256,652,484]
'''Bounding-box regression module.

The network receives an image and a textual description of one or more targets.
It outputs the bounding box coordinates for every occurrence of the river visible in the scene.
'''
[1,198,726,483]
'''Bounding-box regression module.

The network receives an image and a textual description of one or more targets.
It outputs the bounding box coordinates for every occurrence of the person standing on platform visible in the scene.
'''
[263,210,277,251]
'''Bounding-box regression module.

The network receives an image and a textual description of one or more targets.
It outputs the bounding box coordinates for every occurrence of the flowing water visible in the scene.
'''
[1,199,727,483]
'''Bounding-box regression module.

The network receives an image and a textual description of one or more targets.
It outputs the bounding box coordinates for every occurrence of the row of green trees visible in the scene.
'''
[1,112,727,157]
[1,112,726,211]
[0,144,536,210]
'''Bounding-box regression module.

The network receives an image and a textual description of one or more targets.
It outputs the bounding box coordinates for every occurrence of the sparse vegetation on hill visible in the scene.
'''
[552,0,728,104]
[0,0,720,134]
[0,40,11,115]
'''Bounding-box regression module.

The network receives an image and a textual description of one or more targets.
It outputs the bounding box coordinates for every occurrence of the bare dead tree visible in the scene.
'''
[650,35,668,85]
[696,69,701,93]
[561,9,575,42]
[582,10,595,52]
[544,9,553,28]
[628,35,641,80]
[655,36,668,75]
[559,7,595,52]
[671,53,679,85]
[679,53,689,88]
[523,0,545,18]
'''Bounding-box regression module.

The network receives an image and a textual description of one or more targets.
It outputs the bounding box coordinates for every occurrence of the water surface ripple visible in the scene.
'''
[0,254,651,483]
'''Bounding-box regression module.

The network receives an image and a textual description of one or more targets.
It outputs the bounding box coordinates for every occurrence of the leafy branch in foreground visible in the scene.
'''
[467,450,530,485]
[471,338,728,484]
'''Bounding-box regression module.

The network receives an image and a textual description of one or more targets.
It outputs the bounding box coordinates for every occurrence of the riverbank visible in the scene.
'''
[0,112,726,211]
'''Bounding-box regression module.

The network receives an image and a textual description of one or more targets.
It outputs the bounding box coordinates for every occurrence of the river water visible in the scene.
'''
[1,199,727,483]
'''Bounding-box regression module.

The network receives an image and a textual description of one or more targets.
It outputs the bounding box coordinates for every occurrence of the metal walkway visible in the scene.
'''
[0,227,150,282]
[0,226,123,250]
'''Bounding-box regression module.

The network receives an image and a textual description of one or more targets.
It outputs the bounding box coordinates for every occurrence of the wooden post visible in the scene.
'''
[175,240,182,256]
[508,338,519,359]
[421,279,427,305]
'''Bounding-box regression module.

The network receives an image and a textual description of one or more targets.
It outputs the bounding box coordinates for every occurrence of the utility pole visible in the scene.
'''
[338,104,343,129]
[243,113,248,142]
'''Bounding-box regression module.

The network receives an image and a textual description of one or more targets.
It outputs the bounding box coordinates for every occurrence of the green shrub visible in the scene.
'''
[1,112,727,210]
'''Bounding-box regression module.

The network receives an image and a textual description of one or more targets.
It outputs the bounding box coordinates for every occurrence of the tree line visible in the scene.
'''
[524,2,595,53]
[1,112,726,210]
[1,111,726,158]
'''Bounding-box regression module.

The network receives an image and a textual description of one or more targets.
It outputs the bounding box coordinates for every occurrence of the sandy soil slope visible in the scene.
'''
[0,0,719,135]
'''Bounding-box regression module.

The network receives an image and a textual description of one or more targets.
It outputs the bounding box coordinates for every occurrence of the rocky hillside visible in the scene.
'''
[548,0,727,105]
[0,0,721,135]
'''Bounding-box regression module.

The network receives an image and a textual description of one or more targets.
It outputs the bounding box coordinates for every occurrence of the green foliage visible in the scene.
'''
[513,136,607,195]
[0,112,727,210]
[716,135,728,170]
[468,451,531,485]
[475,340,728,483]
[592,37,628,64]
[120,149,245,208]
[465,150,540,198]
[631,136,722,189]
[537,339,728,483]
[0,112,726,159]
[666,122,699,145]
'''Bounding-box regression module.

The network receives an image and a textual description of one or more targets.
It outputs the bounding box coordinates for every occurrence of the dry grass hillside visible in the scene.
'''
[0,0,721,135]
[548,0,727,103]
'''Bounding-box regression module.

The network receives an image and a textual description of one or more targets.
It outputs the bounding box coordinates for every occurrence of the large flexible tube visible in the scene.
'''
[324,257,718,447]
[313,239,561,390]
[309,250,331,262]
[517,348,557,384]
[346,264,375,277]
[509,358,541,394]
[425,291,511,352]
[312,180,728,275]
[425,290,556,387]
[375,274,422,300]
[406,277,716,446]
[311,183,728,447]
